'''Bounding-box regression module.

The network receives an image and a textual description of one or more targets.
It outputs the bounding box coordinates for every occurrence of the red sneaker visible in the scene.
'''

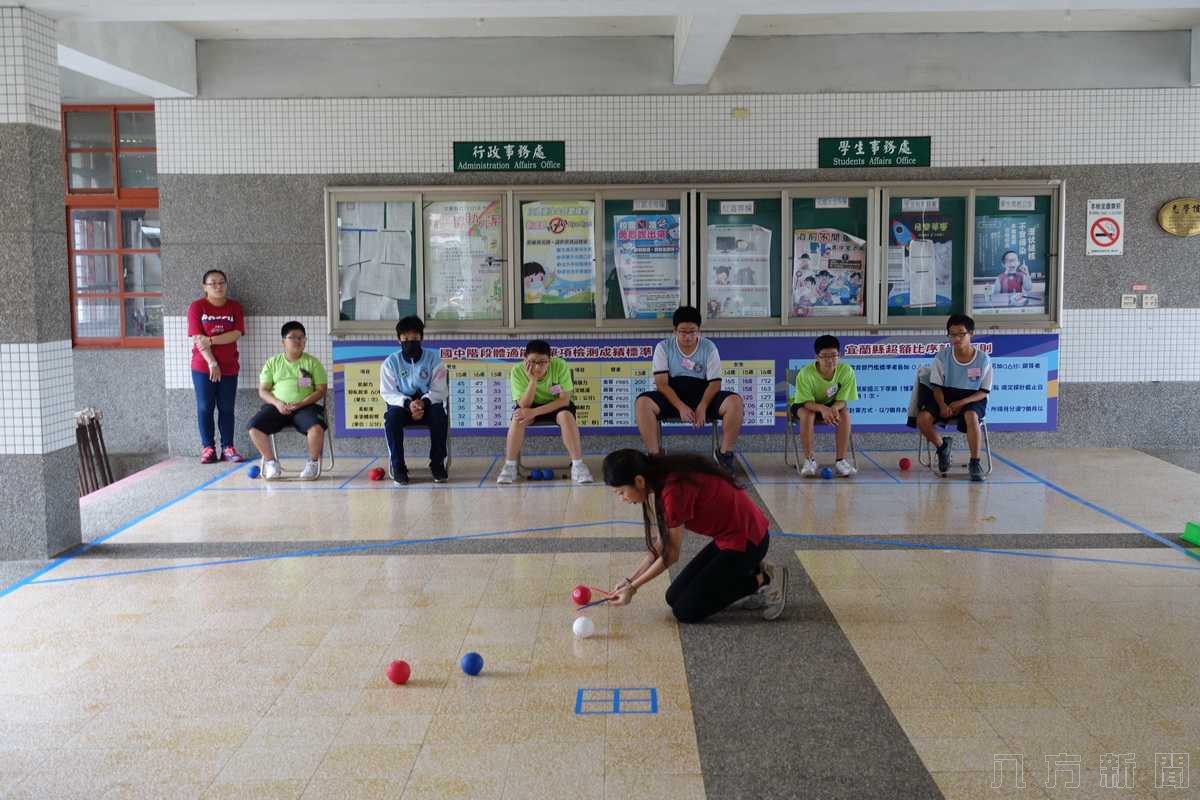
[200,447,218,464]
[221,446,245,463]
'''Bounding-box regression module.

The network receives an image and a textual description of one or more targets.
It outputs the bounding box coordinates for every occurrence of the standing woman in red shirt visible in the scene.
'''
[188,270,246,463]
[602,449,788,622]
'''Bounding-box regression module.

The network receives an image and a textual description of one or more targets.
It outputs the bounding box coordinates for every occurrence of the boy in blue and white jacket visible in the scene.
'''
[380,315,449,485]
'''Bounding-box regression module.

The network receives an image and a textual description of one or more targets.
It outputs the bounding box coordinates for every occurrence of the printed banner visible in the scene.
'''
[973,212,1047,315]
[334,334,1057,436]
[613,213,682,319]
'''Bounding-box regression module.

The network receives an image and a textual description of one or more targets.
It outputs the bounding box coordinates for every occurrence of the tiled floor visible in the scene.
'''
[1,449,1198,799]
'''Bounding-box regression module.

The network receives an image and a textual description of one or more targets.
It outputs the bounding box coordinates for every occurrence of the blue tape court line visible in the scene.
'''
[0,460,250,600]
[337,456,379,489]
[477,455,500,487]
[776,532,1200,572]
[992,453,1200,564]
[854,449,903,484]
[25,520,643,586]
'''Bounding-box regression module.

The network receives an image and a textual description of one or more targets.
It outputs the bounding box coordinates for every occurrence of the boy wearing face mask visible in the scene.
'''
[380,315,449,485]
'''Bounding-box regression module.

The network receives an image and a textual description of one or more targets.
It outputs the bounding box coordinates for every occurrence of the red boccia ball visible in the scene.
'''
[386,659,411,685]
[369,467,386,481]
[572,585,591,606]
[898,457,912,471]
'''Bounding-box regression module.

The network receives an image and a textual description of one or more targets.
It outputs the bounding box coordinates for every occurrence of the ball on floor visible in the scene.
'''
[898,457,912,471]
[573,616,596,639]
[572,585,591,605]
[386,659,411,685]
[368,467,386,481]
[247,465,261,479]
[460,651,484,676]
[820,467,834,480]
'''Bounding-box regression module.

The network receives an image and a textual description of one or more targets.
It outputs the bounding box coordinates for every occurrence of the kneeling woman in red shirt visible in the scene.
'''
[602,449,788,622]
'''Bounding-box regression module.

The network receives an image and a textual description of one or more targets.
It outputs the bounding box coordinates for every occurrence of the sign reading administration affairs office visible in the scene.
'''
[453,141,565,172]
[819,137,931,168]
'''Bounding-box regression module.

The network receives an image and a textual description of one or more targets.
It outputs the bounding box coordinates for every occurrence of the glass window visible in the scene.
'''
[423,197,505,322]
[603,198,683,321]
[71,209,115,250]
[123,297,163,338]
[519,199,596,321]
[74,255,119,293]
[68,152,114,190]
[703,197,781,321]
[65,111,111,148]
[74,297,121,339]
[122,253,162,293]
[885,194,966,318]
[121,209,160,249]
[972,195,1052,317]
[118,152,157,188]
[117,111,155,147]
[790,196,868,320]
[335,200,416,322]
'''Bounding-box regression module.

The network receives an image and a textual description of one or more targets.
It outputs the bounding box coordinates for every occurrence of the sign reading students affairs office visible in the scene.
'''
[819,137,931,168]
[454,141,565,172]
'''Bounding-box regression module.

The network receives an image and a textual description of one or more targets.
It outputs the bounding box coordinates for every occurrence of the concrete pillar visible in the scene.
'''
[0,7,81,560]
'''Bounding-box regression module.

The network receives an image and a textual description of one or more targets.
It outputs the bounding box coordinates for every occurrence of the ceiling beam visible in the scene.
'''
[56,21,196,98]
[674,13,738,86]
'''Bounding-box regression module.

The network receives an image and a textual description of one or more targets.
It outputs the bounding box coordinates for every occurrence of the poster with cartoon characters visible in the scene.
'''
[791,228,865,317]
[521,201,596,306]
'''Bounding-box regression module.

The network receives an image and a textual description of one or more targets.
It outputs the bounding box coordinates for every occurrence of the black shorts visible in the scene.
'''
[247,403,327,435]
[639,377,737,422]
[916,384,987,432]
[513,402,577,425]
[789,402,844,418]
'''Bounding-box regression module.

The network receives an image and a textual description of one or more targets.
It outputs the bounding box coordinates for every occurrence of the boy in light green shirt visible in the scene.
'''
[247,320,329,481]
[496,340,593,485]
[790,335,858,478]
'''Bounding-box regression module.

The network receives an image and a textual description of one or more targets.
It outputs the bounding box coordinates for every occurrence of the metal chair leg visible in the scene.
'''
[982,421,993,475]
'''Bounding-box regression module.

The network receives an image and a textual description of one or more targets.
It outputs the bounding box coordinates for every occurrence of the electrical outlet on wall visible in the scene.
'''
[1121,294,1138,309]
[1142,294,1159,309]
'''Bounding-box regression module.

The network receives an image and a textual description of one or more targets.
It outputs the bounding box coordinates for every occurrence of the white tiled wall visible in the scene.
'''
[0,7,59,130]
[1058,308,1200,383]
[164,316,331,390]
[161,310,1198,389]
[0,340,75,455]
[157,89,1200,175]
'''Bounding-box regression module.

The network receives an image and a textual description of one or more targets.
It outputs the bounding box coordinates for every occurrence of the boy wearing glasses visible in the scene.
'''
[634,305,744,473]
[791,334,858,477]
[496,340,594,485]
[247,321,328,481]
[916,313,993,481]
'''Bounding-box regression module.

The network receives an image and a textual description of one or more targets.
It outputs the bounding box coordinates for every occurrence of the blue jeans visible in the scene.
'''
[192,370,239,449]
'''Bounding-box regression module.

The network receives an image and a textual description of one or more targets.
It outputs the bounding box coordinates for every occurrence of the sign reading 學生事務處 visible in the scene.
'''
[819,137,931,168]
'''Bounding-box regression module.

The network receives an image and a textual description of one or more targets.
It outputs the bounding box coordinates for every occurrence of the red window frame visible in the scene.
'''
[64,104,161,348]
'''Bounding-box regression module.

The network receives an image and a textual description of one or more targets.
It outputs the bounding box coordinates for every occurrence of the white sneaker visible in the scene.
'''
[800,458,818,478]
[571,462,594,484]
[496,462,518,484]
[731,588,768,610]
[761,562,788,621]
[262,459,283,480]
[834,459,857,477]
[298,459,320,481]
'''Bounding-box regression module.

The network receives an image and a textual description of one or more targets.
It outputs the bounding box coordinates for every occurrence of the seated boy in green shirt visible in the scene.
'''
[496,340,594,485]
[790,334,858,478]
[247,320,328,481]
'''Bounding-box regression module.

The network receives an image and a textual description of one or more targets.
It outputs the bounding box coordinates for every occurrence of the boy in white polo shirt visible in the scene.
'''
[634,305,744,473]
[916,314,994,481]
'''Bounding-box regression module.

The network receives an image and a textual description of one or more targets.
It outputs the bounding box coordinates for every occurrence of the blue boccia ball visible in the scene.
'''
[540,468,552,480]
[248,465,261,479]
[460,651,484,676]
[820,467,834,480]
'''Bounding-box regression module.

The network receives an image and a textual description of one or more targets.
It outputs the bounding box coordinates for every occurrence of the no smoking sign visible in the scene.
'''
[1087,199,1124,255]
